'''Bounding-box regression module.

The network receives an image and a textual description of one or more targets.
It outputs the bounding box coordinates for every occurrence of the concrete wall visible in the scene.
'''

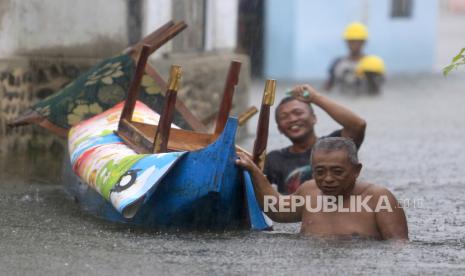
[153,52,250,140]
[1,0,239,58]
[0,57,97,154]
[368,0,438,75]
[0,0,128,59]
[143,0,173,56]
[265,0,438,80]
[0,0,249,154]
[144,0,238,56]
[204,0,238,51]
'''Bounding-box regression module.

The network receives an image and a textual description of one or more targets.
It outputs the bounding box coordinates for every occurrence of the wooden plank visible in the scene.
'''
[214,60,242,136]
[117,119,156,154]
[117,118,216,154]
[127,20,207,132]
[127,21,186,58]
[135,121,213,152]
[119,45,151,125]
[126,21,174,56]
[252,80,276,170]
[121,120,213,153]
[144,64,207,132]
[146,22,187,55]
[152,65,182,153]
[238,106,258,126]
[6,110,43,127]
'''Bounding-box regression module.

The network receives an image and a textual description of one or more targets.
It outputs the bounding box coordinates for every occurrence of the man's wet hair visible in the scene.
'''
[274,96,314,122]
[311,137,359,165]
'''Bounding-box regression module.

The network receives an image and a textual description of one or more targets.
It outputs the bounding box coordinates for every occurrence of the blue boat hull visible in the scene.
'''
[63,118,270,230]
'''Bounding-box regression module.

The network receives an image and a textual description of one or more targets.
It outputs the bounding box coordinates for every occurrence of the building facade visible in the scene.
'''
[264,0,438,80]
[0,0,248,154]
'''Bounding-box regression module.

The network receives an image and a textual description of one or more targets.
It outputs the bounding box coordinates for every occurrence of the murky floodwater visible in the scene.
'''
[1,72,465,275]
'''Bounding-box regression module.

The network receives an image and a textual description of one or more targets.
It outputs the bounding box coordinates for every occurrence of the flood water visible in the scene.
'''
[1,72,465,275]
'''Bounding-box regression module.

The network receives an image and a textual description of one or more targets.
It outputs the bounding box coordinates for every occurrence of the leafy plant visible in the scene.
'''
[443,47,465,76]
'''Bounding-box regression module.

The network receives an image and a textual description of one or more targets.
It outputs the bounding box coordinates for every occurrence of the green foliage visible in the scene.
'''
[443,47,465,76]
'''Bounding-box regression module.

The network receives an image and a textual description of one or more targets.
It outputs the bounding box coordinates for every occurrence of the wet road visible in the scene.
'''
[1,72,465,275]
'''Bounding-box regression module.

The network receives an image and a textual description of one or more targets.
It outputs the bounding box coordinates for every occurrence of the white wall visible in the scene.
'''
[143,0,238,55]
[143,0,173,57]
[265,0,438,80]
[0,0,128,58]
[205,0,238,51]
[0,0,239,59]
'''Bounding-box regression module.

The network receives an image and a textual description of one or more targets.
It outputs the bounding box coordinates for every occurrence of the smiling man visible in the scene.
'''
[264,84,366,194]
[237,137,408,240]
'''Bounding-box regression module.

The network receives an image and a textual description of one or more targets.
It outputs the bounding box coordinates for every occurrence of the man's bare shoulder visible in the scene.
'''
[356,181,396,198]
[294,180,319,196]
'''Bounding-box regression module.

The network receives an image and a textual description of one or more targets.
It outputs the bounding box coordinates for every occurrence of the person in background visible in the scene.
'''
[263,84,366,194]
[355,55,385,94]
[324,22,385,95]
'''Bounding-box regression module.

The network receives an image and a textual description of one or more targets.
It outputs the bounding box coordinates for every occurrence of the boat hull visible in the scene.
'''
[64,118,269,230]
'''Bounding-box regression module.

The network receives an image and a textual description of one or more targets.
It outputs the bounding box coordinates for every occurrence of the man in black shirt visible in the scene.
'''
[263,84,366,194]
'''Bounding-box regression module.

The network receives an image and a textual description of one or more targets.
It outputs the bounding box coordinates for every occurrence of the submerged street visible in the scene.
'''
[1,71,464,275]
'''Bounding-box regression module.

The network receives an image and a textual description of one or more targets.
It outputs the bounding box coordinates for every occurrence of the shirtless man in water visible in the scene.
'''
[236,137,408,240]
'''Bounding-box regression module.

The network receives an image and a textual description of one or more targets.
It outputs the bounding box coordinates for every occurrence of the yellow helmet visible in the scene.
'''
[356,55,386,75]
[343,22,369,40]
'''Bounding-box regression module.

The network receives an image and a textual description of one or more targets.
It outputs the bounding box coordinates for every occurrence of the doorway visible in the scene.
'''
[237,0,264,77]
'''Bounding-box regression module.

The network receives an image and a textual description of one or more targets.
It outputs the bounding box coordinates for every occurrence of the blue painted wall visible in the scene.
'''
[264,0,438,80]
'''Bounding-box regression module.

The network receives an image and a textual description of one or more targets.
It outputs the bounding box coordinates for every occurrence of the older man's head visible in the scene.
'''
[311,137,362,195]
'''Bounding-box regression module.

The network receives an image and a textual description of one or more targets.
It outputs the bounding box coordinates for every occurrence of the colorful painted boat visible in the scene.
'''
[64,101,272,230]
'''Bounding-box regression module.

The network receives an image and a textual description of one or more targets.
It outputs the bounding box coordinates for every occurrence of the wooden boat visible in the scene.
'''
[64,103,271,230]
[64,33,277,230]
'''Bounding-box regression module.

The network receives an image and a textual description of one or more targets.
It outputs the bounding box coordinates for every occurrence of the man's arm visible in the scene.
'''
[236,152,304,223]
[292,84,367,148]
[373,187,409,240]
